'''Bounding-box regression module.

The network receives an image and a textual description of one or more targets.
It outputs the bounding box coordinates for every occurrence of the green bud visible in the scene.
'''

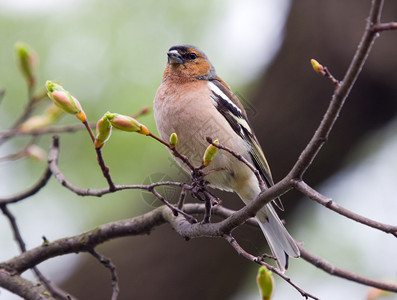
[45,81,87,122]
[15,42,38,87]
[256,266,274,300]
[105,112,149,135]
[310,58,324,74]
[203,139,219,167]
[94,114,112,149]
[169,133,178,149]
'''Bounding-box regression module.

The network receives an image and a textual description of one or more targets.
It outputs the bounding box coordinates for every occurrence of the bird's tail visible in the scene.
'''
[256,204,300,272]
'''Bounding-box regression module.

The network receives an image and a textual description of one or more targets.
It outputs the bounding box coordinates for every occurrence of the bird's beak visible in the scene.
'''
[167,50,183,64]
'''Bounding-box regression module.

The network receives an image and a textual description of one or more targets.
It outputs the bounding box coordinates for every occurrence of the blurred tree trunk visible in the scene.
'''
[61,1,397,299]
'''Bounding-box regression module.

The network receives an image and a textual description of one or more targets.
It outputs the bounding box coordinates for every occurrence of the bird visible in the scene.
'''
[153,44,300,271]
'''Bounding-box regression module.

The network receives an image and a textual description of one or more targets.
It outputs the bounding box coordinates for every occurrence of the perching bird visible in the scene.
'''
[153,44,300,271]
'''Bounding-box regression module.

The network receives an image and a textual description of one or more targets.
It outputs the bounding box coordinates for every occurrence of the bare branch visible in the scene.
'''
[150,188,198,223]
[0,205,169,273]
[89,249,119,300]
[1,205,27,251]
[148,132,196,171]
[177,187,187,209]
[206,136,265,191]
[2,203,397,298]
[0,123,90,141]
[0,269,56,300]
[372,22,397,32]
[311,60,340,87]
[188,204,397,294]
[131,106,151,119]
[224,234,319,300]
[0,166,52,205]
[0,107,150,142]
[94,146,116,191]
[80,119,117,191]
[292,180,397,237]
[47,136,186,196]
[217,176,293,234]
[0,88,47,146]
[299,246,397,293]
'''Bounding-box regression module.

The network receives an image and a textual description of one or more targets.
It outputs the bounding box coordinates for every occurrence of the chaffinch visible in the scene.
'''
[154,44,300,271]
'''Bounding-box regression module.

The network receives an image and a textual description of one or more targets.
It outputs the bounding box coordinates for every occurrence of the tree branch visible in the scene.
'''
[372,21,397,32]
[299,246,397,293]
[0,166,52,205]
[88,249,119,300]
[0,269,56,300]
[47,136,186,196]
[292,180,397,237]
[2,203,396,298]
[224,234,320,300]
[0,205,168,274]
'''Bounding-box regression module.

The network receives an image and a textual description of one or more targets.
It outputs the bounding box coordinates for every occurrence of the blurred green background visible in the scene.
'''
[1,0,397,299]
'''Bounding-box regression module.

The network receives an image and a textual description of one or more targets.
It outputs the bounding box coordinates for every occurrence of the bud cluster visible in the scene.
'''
[94,112,150,149]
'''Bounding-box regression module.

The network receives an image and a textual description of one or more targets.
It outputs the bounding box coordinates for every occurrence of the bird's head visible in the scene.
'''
[163,45,217,81]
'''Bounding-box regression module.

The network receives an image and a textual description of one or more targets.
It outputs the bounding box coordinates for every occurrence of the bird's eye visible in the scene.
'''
[188,53,197,60]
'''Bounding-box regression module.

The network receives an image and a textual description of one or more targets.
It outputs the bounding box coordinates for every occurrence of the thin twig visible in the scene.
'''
[48,136,189,197]
[148,132,195,171]
[299,246,397,293]
[95,147,116,191]
[292,180,397,237]
[205,136,288,211]
[150,188,197,224]
[89,249,119,300]
[131,106,151,119]
[1,205,27,252]
[206,137,265,191]
[217,177,292,234]
[177,187,187,209]
[82,120,116,191]
[0,137,37,162]
[0,166,52,205]
[0,106,149,140]
[372,21,397,32]
[224,234,319,300]
[319,65,341,88]
[9,96,37,132]
[82,120,95,143]
[209,205,397,294]
[0,123,94,139]
[1,84,48,145]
